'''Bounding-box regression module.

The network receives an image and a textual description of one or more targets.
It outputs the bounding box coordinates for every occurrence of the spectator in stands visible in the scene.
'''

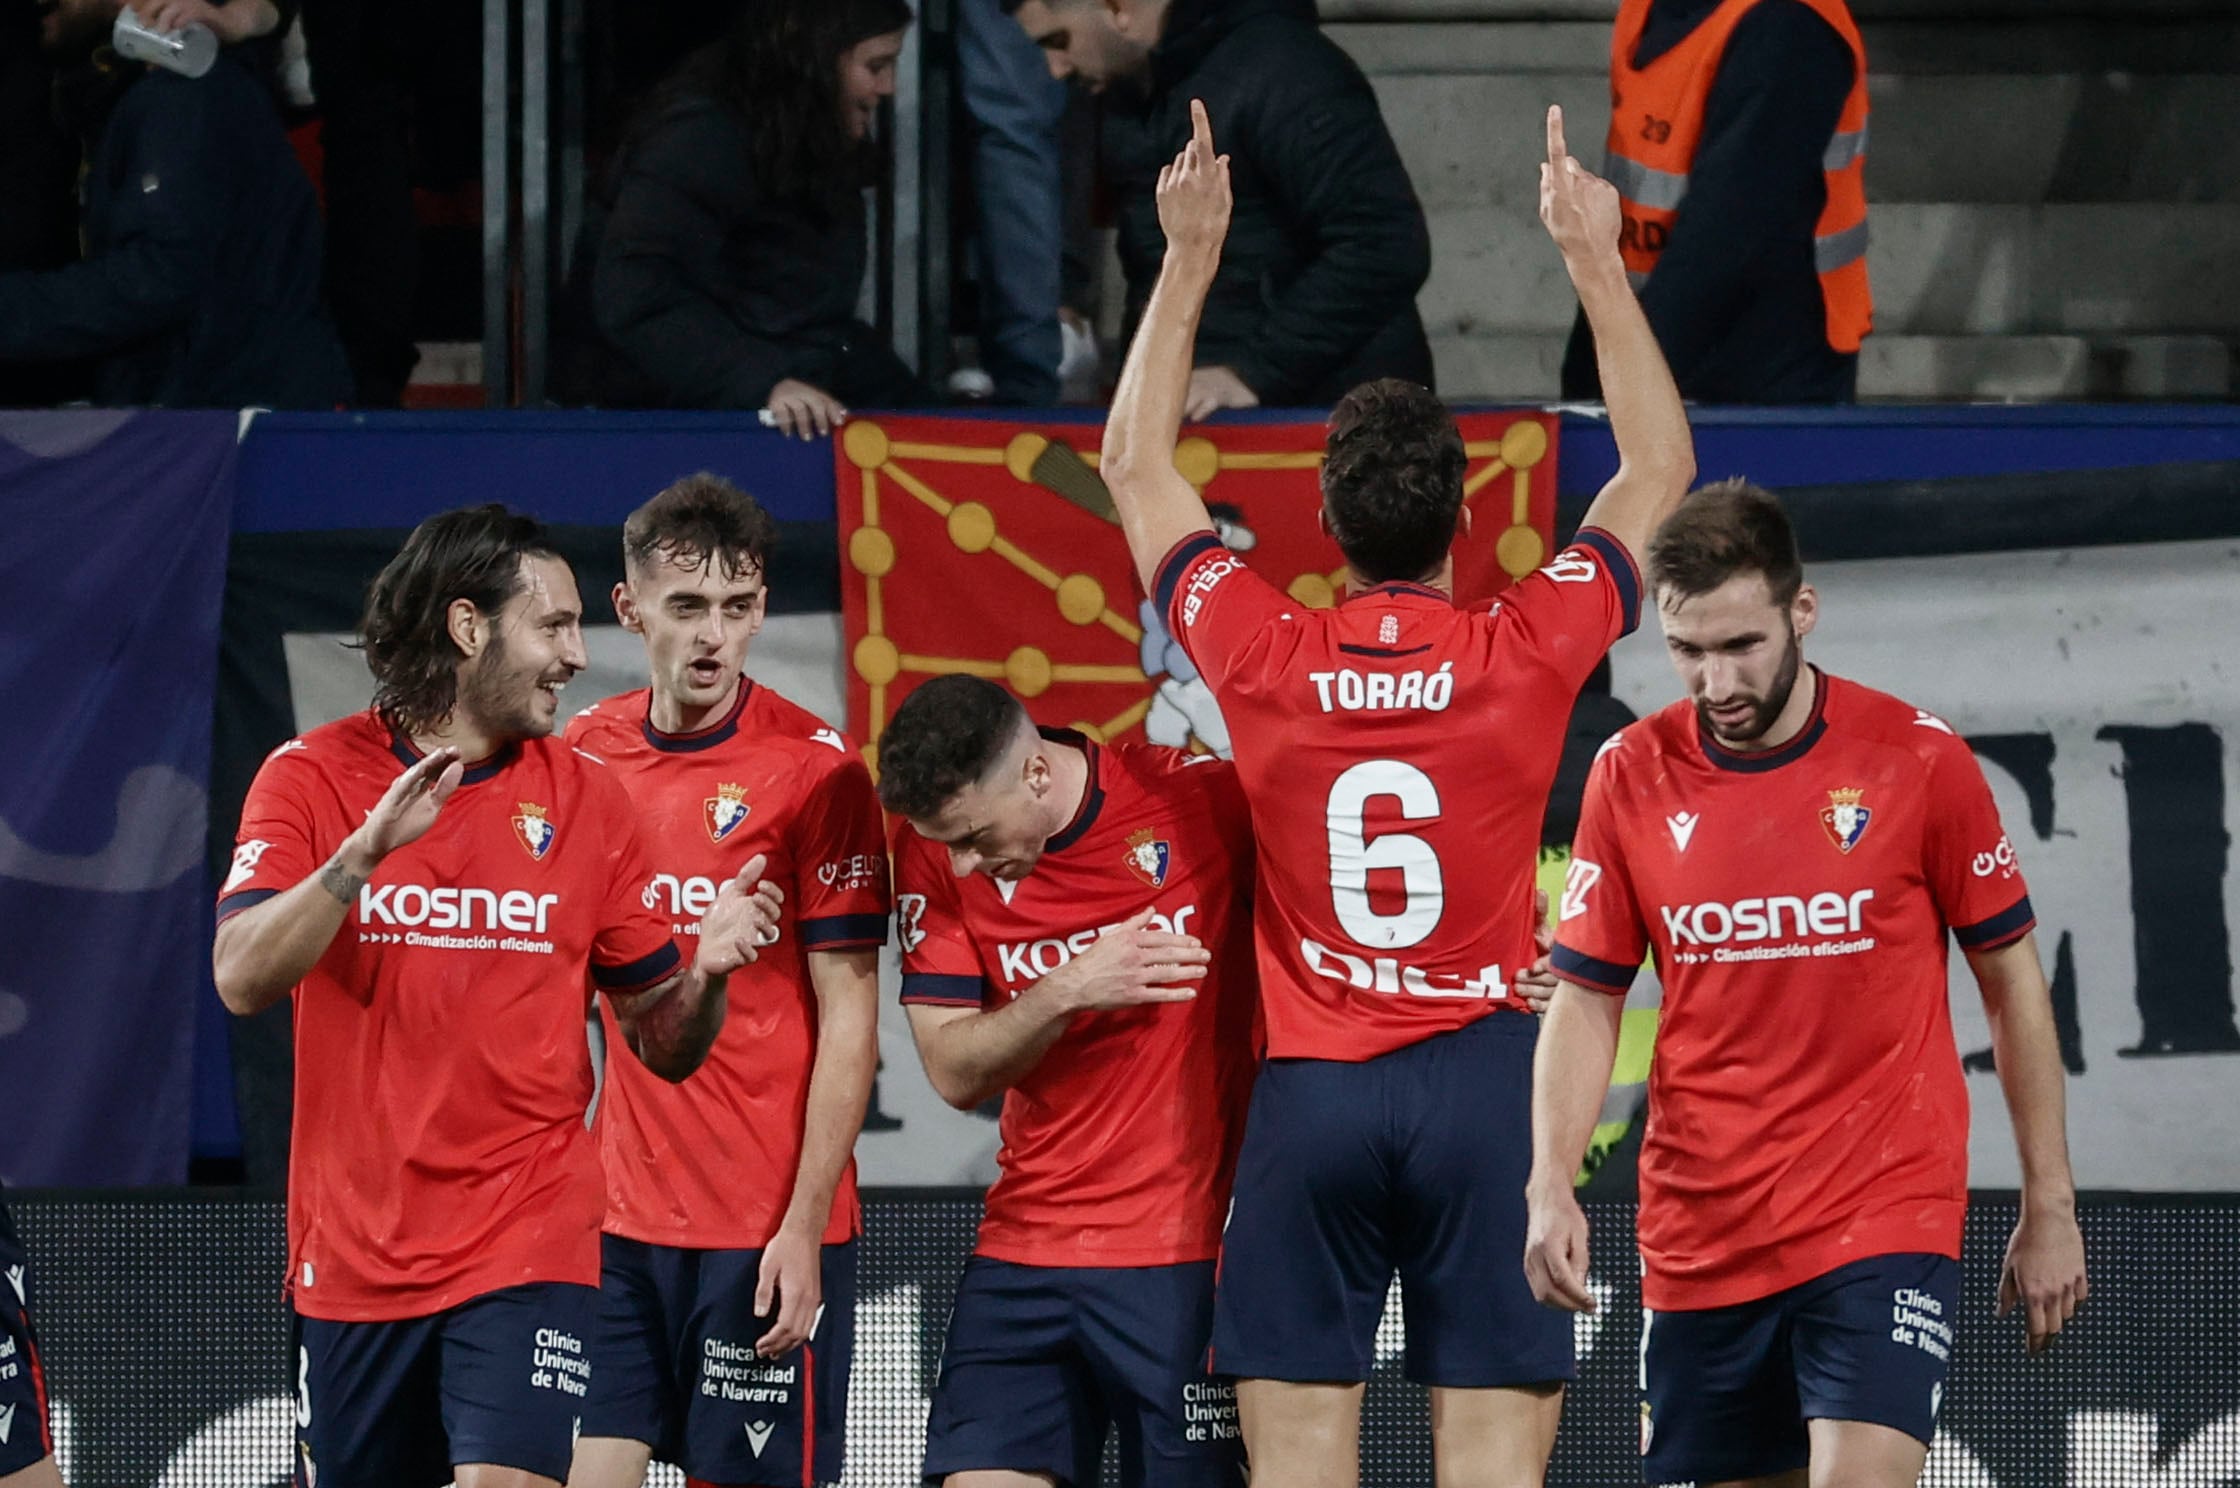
[1019,0,1432,416]
[957,0,1069,404]
[1560,0,1871,404]
[561,0,925,434]
[0,0,350,408]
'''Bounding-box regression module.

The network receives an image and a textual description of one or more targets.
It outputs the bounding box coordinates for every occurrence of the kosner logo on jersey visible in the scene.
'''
[1659,890,1876,947]
[357,883,558,933]
[994,905,1198,983]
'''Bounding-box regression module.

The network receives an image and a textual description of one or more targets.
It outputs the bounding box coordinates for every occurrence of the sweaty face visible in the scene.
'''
[621,550,766,720]
[1012,0,1141,91]
[912,750,1051,882]
[838,29,906,139]
[1658,571,1808,747]
[458,554,587,741]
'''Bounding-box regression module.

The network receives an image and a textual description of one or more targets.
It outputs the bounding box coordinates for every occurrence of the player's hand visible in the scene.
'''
[1184,365,1259,422]
[695,853,786,978]
[765,379,848,441]
[1523,1178,1597,1312]
[754,1222,824,1359]
[1156,99,1232,264]
[143,0,272,43]
[1043,908,1208,1012]
[1513,889,1559,1014]
[1538,105,1623,272]
[1998,1202,2088,1353]
[351,747,463,863]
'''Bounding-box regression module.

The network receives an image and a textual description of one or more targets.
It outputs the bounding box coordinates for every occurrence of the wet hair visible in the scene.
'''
[1647,479,1804,606]
[359,505,562,736]
[623,472,779,583]
[1319,379,1468,584]
[876,675,1031,819]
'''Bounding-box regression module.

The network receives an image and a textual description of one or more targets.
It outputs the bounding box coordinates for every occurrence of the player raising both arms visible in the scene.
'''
[880,675,1259,1488]
[564,476,889,1488]
[1531,484,2089,1488]
[1095,102,1694,1486]
[213,506,781,1488]
[0,1186,61,1488]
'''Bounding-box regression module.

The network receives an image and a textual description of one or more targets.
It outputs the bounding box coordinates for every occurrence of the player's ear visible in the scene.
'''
[1454,505,1474,539]
[1791,583,1818,641]
[1315,504,1332,539]
[446,597,485,658]
[612,580,642,634]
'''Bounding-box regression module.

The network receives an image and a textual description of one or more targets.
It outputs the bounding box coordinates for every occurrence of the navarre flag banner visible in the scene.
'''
[836,411,1559,761]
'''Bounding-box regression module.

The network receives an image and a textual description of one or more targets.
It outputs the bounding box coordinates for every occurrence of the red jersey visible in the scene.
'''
[565,681,889,1249]
[1156,527,1641,1061]
[217,711,682,1321]
[1551,671,2035,1310]
[894,736,1258,1267]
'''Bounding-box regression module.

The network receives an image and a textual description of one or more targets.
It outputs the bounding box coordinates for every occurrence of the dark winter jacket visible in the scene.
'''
[561,91,922,410]
[1104,0,1434,405]
[0,54,348,409]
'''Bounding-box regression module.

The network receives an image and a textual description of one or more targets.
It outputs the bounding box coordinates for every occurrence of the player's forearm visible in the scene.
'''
[614,964,728,1082]
[782,952,881,1235]
[1527,984,1626,1195]
[1974,935,2079,1213]
[1572,251,1696,554]
[1101,245,1220,594]
[918,990,1075,1110]
[211,838,380,1015]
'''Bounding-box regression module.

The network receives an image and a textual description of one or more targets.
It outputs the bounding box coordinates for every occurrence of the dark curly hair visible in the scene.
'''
[359,505,562,737]
[624,472,779,582]
[1647,478,1803,607]
[876,675,1029,819]
[1319,378,1468,585]
[658,0,914,217]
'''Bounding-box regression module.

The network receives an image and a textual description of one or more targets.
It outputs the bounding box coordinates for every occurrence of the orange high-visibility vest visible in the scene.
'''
[1604,0,1873,353]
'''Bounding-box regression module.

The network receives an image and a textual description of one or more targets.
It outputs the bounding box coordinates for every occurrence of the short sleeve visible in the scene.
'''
[1496,528,1644,691]
[1153,532,1291,689]
[1922,735,2035,951]
[891,823,989,1008]
[789,753,893,951]
[217,741,331,923]
[1549,743,1650,995]
[589,775,685,995]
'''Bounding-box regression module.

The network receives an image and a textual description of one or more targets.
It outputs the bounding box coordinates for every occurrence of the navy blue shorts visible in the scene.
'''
[1641,1252,1961,1485]
[293,1281,596,1487]
[1211,1012,1572,1387]
[0,1210,55,1474]
[923,1257,1243,1488]
[580,1234,856,1486]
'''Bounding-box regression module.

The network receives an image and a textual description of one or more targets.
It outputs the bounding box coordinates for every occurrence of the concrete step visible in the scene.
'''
[1366,68,2240,207]
[1428,330,2234,402]
[1419,201,2240,335]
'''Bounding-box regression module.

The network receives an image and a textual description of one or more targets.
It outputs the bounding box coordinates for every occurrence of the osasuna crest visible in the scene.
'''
[1819,787,1872,854]
[705,782,751,843]
[512,801,556,860]
[1124,828,1171,889]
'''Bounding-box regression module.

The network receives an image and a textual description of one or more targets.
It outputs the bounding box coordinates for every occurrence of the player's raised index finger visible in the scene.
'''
[733,852,770,885]
[1190,97,1213,156]
[1546,103,1568,169]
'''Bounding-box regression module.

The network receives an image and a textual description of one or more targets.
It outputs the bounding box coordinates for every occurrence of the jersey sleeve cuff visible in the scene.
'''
[215,887,282,925]
[1551,942,1639,996]
[1152,530,1224,623]
[593,940,684,994]
[900,972,986,1008]
[1954,895,2035,951]
[1571,527,1643,638]
[800,912,890,950]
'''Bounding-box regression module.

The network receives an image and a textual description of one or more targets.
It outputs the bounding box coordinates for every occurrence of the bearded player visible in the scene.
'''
[214,505,782,1488]
[564,475,888,1488]
[1531,483,2089,1488]
[1095,102,1696,1485]
[879,675,1258,1488]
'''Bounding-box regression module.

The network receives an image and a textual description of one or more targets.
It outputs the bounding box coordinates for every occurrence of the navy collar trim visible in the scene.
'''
[643,679,754,754]
[1042,728,1105,854]
[1697,668,1830,774]
[1344,579,1453,608]
[387,724,518,785]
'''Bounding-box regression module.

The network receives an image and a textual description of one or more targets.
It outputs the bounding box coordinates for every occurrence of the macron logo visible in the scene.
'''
[4,1264,22,1305]
[811,727,847,753]
[0,1402,14,1445]
[1667,812,1699,852]
[1913,711,1956,735]
[744,1421,775,1457]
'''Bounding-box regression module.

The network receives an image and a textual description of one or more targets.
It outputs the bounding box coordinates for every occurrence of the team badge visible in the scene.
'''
[1819,787,1872,854]
[1124,828,1171,888]
[512,802,556,860]
[1378,613,1400,645]
[705,782,751,843]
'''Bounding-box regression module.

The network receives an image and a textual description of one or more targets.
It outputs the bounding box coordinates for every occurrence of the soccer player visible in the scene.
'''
[1094,102,1696,1484]
[0,1187,61,1488]
[563,476,888,1488]
[212,505,782,1488]
[879,674,1258,1488]
[1530,483,2090,1488]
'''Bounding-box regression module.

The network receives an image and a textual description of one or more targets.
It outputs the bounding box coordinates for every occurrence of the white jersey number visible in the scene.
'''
[1327,760,1444,949]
